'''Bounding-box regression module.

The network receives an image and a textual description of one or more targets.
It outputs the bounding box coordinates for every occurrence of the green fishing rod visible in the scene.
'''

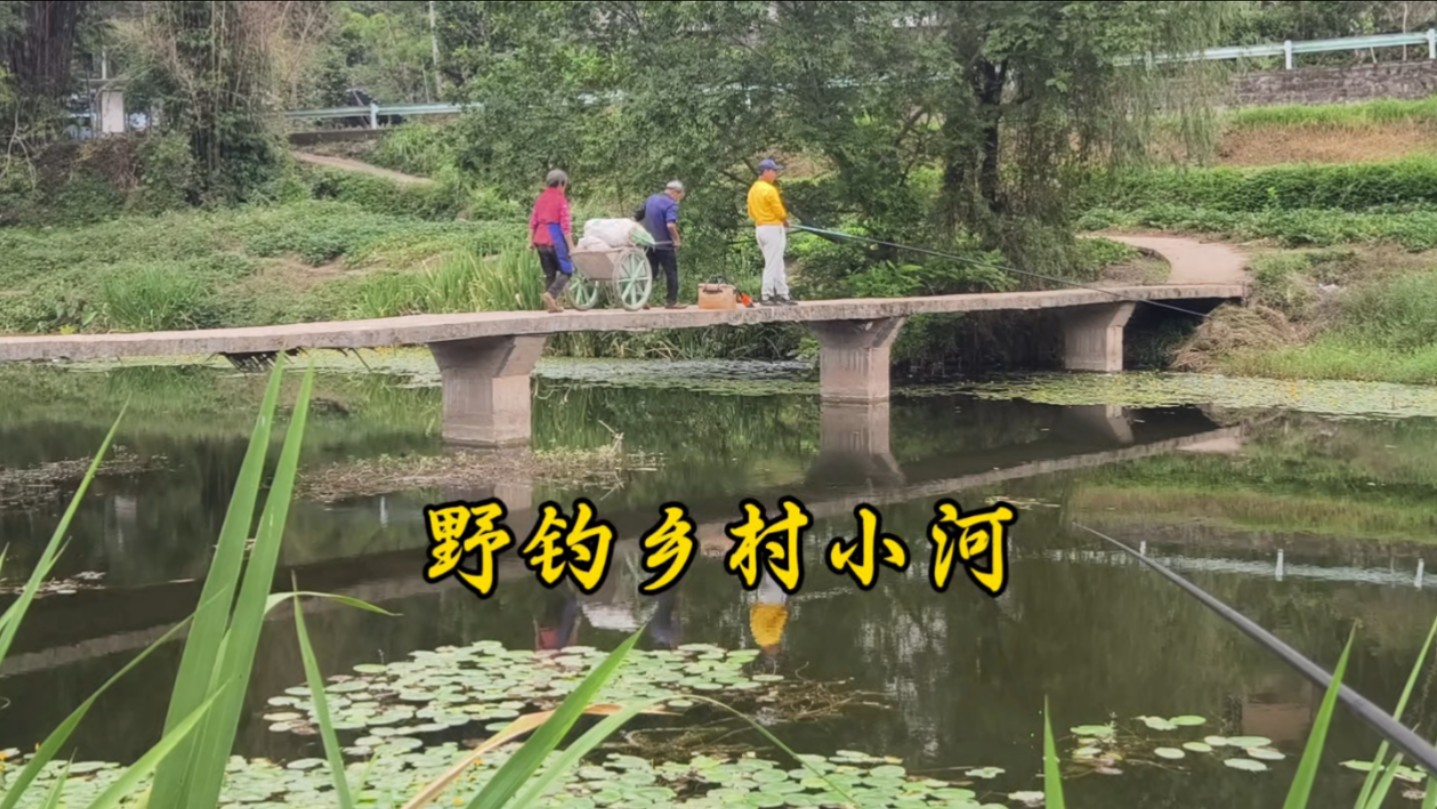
[788,222,1218,320]
[1075,522,1437,774]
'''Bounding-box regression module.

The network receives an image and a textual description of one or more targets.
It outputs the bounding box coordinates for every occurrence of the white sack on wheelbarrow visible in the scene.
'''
[582,218,656,248]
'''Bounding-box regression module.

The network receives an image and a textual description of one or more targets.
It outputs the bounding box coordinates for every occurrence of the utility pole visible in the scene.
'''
[428,0,443,98]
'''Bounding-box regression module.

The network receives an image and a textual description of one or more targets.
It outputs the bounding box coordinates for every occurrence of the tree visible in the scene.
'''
[439,1,1233,276]
[120,0,284,203]
[0,1,91,136]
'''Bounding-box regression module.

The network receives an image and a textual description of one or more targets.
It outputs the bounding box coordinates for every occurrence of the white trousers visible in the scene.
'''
[756,225,788,299]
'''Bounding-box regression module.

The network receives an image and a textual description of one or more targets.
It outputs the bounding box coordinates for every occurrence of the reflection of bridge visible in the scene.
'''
[0,405,1254,677]
[0,285,1243,447]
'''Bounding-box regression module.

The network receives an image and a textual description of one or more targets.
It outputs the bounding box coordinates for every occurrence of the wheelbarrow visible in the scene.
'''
[566,245,653,311]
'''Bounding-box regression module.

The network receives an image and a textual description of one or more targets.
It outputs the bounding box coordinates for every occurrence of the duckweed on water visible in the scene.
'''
[947,372,1437,420]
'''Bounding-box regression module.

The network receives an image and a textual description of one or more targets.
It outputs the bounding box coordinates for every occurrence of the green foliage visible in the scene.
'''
[305,167,467,220]
[1334,270,1437,352]
[370,122,462,177]
[99,262,230,331]
[1087,158,1437,213]
[131,131,198,213]
[1224,97,1437,130]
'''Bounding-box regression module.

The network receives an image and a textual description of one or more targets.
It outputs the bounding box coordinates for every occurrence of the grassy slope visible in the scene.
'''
[1092,97,1437,385]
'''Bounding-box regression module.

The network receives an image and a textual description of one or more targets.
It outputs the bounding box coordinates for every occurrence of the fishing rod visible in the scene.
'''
[788,222,1218,320]
[1074,522,1437,774]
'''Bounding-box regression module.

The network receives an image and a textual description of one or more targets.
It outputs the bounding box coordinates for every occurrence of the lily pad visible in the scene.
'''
[1248,748,1286,761]
[1154,748,1185,760]
[1169,715,1206,727]
[965,767,1005,779]
[1138,716,1177,731]
[1224,758,1269,773]
[1008,791,1044,807]
[1228,736,1273,749]
[1182,742,1214,754]
[1070,724,1116,738]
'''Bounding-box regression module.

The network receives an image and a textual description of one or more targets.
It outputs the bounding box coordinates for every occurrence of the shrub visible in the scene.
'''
[1084,158,1437,213]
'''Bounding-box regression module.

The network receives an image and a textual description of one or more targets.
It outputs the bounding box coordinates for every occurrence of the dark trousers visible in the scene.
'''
[537,246,570,297]
[647,247,679,305]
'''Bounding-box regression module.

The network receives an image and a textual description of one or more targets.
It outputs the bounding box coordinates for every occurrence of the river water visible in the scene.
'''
[2,357,1437,808]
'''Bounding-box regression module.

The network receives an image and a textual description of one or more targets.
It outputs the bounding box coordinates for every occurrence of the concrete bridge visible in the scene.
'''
[0,284,1244,447]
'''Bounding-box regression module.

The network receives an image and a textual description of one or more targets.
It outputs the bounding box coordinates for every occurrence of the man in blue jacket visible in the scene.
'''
[638,180,687,309]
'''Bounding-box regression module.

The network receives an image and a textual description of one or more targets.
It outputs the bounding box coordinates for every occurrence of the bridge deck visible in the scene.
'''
[0,284,1243,362]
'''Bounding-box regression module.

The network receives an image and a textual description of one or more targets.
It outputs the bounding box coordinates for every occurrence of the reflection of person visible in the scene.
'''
[535,585,583,651]
[748,569,789,662]
[648,588,683,649]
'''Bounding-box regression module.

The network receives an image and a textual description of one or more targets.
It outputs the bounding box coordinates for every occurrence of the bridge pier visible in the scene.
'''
[810,317,906,402]
[1059,302,1135,373]
[428,335,547,448]
[807,400,906,488]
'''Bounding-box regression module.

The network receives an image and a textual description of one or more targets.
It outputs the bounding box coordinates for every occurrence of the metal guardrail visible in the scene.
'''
[283,29,1437,129]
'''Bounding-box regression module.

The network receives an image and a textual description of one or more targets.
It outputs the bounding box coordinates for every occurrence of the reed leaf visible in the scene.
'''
[150,361,284,806]
[1362,752,1406,809]
[467,628,645,809]
[508,699,669,807]
[181,361,316,809]
[1423,776,1437,809]
[0,616,194,809]
[1283,627,1356,809]
[0,405,125,665]
[660,695,860,805]
[36,762,68,809]
[293,590,356,809]
[1356,615,1437,808]
[84,687,225,809]
[1043,697,1066,809]
[406,705,663,809]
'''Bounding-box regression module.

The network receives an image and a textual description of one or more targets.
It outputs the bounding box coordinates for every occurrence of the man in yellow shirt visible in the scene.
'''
[747,158,795,306]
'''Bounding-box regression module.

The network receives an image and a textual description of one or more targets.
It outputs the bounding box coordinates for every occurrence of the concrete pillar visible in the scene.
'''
[428,335,547,448]
[1059,303,1135,373]
[809,317,906,403]
[806,400,905,488]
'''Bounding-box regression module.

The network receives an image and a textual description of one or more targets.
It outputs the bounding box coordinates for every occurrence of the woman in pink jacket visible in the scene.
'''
[529,169,575,313]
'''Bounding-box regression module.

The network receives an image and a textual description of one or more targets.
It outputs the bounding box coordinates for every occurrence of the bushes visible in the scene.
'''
[304,167,467,220]
[1084,158,1437,213]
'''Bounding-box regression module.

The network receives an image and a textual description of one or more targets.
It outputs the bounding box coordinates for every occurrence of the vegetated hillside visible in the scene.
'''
[1087,99,1437,385]
[1170,98,1437,168]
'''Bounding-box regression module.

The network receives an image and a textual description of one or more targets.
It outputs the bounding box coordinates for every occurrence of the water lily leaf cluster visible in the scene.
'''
[1,746,1020,809]
[263,641,783,748]
[1066,716,1287,774]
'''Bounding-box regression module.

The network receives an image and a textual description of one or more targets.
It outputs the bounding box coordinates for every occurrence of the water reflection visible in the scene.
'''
[0,364,1436,808]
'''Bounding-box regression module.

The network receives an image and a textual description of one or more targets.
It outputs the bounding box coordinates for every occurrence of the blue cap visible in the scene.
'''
[758,158,782,173]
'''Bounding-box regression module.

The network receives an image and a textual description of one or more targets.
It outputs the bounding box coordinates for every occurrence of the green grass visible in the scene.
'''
[1080,203,1437,251]
[1085,157,1437,213]
[1223,97,1437,130]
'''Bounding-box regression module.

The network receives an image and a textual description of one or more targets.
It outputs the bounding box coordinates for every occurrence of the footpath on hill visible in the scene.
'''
[292,152,435,187]
[1102,233,1250,286]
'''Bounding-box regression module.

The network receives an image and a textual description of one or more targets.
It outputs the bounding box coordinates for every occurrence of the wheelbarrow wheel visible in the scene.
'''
[567,272,601,310]
[614,251,652,311]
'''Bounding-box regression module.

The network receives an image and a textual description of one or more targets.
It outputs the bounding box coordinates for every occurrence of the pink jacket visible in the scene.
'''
[529,187,571,247]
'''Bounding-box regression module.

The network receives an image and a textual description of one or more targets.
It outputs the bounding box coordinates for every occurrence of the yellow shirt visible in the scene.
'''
[747,179,788,227]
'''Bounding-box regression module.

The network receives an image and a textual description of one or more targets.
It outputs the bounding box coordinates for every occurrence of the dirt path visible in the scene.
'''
[1101,233,1250,285]
[292,152,435,187]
